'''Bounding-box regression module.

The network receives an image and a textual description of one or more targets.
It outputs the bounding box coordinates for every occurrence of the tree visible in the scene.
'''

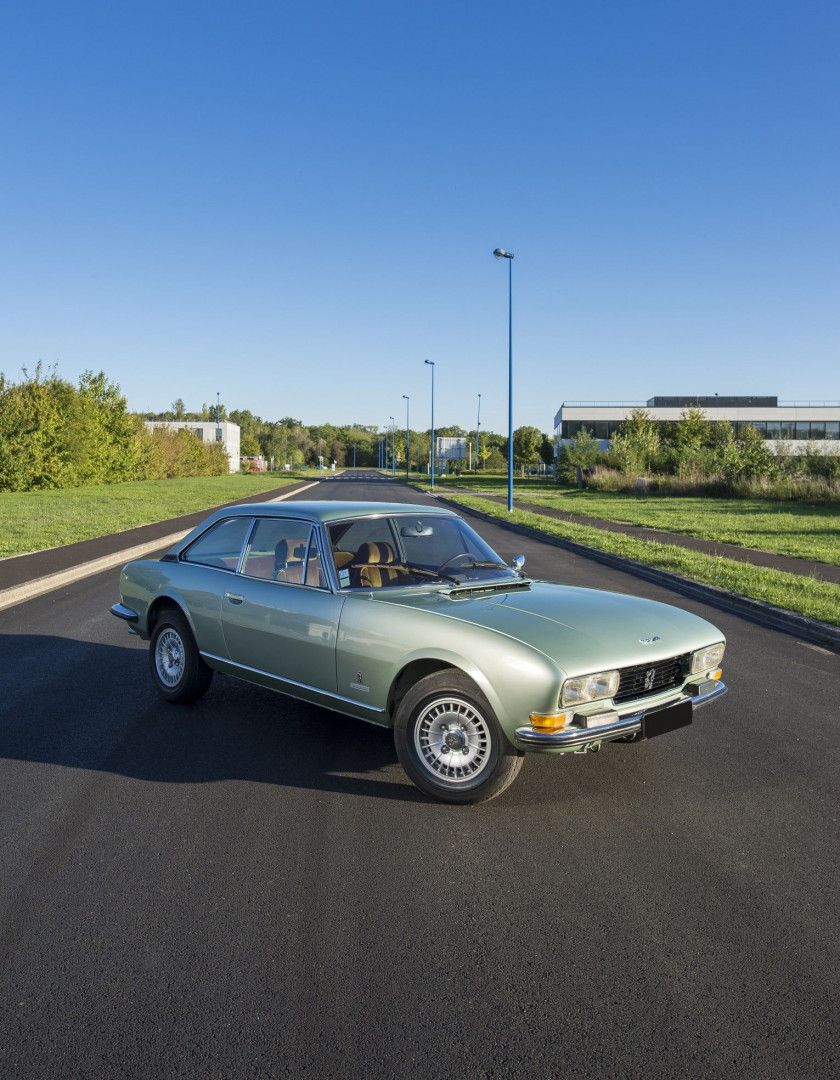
[610,409,661,474]
[565,428,600,471]
[674,407,711,453]
[512,426,543,468]
[723,423,774,482]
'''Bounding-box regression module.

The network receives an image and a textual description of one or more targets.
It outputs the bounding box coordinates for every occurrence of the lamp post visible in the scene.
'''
[424,359,435,488]
[216,391,221,443]
[390,416,395,477]
[476,392,481,473]
[493,248,514,511]
[402,395,410,480]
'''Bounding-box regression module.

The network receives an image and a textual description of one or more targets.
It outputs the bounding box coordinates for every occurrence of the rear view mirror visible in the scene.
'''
[400,523,434,537]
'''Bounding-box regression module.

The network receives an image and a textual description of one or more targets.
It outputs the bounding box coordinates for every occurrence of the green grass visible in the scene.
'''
[417,476,840,566]
[0,474,308,558]
[448,495,840,628]
[515,490,840,566]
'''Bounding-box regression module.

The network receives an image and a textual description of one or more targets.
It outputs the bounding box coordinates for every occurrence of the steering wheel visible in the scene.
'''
[437,553,475,573]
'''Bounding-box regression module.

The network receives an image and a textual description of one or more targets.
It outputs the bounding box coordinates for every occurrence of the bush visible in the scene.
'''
[0,366,228,491]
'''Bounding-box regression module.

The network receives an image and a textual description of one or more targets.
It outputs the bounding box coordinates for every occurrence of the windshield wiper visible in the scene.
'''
[402,562,461,584]
[455,560,512,572]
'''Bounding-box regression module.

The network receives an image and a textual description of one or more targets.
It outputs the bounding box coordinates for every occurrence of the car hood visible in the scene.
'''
[374,581,722,675]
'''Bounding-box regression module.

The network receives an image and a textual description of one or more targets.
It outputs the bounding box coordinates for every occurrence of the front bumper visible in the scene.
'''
[514,680,728,750]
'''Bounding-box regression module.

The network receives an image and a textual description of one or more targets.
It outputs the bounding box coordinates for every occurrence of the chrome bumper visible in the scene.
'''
[514,681,728,749]
[110,603,139,623]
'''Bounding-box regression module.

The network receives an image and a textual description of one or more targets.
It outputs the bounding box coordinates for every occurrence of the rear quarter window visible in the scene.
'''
[182,517,252,570]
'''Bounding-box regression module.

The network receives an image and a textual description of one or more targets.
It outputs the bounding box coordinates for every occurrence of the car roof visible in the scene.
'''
[209,500,459,526]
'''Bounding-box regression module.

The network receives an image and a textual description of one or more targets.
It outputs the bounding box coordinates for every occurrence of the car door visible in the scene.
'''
[219,517,344,695]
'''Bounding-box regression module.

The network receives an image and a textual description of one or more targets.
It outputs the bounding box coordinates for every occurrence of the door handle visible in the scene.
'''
[224,592,244,604]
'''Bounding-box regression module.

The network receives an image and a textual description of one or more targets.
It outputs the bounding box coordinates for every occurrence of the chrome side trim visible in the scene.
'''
[110,603,139,623]
[200,652,386,714]
[514,681,728,749]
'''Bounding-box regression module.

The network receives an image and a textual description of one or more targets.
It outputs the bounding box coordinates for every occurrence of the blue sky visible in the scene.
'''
[1,1,837,436]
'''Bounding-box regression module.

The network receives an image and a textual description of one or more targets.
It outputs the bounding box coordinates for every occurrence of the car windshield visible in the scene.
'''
[328,514,520,590]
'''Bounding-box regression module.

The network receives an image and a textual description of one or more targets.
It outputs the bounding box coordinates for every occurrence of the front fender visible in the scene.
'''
[336,594,562,743]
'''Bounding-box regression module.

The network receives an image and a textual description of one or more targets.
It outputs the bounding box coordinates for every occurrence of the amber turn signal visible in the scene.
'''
[529,712,568,732]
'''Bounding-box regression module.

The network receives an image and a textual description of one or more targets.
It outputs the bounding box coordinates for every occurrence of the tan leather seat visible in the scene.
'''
[354,541,407,588]
[274,538,307,582]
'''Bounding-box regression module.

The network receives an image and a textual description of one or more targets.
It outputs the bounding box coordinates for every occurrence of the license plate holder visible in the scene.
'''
[641,700,692,739]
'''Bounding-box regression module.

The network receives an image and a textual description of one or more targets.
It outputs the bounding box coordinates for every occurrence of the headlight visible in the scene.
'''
[690,642,725,674]
[561,670,620,707]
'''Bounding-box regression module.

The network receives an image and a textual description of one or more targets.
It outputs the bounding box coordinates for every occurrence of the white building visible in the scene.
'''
[555,396,840,453]
[144,421,241,473]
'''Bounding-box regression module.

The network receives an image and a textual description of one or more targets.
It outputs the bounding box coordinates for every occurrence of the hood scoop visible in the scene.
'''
[447,579,532,600]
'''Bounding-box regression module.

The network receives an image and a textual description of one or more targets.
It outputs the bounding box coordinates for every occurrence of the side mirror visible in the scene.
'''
[511,555,525,574]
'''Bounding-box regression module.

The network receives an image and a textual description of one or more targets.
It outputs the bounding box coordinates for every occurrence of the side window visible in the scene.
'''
[240,518,316,585]
[182,517,252,570]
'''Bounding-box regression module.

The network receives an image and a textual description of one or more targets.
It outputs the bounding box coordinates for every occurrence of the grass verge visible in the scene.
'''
[516,491,840,566]
[0,474,308,558]
[447,495,840,628]
[420,477,840,566]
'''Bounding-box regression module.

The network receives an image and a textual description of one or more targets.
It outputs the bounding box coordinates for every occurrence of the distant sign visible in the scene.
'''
[436,437,467,460]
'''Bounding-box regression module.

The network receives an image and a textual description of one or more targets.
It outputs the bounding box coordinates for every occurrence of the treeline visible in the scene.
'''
[149,401,555,472]
[1,367,556,493]
[560,407,840,499]
[0,365,228,492]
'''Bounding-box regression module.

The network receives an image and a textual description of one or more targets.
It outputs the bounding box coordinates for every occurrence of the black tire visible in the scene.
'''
[394,670,524,804]
[149,609,213,704]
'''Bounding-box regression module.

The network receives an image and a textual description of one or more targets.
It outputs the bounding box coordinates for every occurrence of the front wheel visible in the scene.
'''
[149,609,213,704]
[394,670,523,804]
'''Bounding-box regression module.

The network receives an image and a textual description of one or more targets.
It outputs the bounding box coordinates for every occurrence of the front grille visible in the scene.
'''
[614,654,689,704]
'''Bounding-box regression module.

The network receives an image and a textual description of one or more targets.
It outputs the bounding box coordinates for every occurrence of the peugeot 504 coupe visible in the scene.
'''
[111,501,727,803]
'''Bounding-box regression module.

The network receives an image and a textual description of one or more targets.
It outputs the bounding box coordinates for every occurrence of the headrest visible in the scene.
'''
[356,541,396,565]
[275,538,307,568]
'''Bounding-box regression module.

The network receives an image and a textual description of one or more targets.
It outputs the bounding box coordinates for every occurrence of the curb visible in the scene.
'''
[0,481,320,614]
[431,494,840,650]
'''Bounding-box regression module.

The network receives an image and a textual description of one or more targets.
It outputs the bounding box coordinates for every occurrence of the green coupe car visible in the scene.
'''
[111,501,727,803]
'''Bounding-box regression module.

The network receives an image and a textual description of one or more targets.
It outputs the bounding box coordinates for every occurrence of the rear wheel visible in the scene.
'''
[394,670,523,804]
[149,609,213,704]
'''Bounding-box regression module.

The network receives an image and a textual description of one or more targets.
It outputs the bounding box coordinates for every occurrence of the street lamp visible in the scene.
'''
[216,391,221,443]
[493,248,514,511]
[476,392,481,474]
[425,360,435,488]
[390,416,395,477]
[402,395,410,481]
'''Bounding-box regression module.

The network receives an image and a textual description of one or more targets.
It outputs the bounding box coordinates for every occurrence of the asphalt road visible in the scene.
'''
[1,475,838,1079]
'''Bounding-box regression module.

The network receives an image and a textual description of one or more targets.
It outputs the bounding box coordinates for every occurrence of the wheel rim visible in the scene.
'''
[413,696,492,785]
[155,628,185,688]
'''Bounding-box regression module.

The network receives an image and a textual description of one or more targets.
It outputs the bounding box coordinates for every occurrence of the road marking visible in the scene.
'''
[0,481,321,612]
[797,641,836,656]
